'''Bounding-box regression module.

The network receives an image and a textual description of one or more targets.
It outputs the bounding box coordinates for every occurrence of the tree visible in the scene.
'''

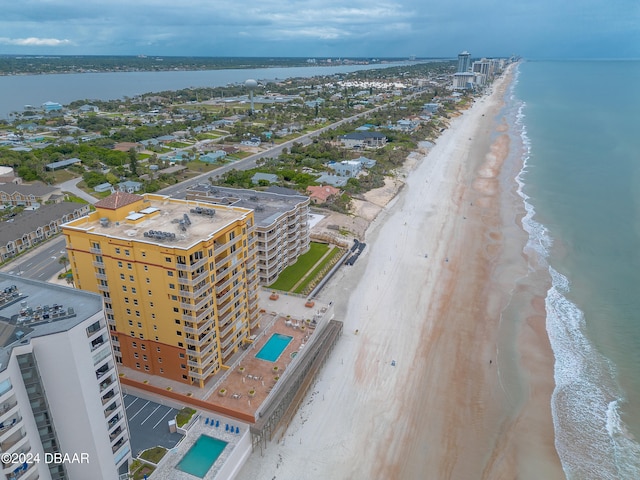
[128,148,138,176]
[58,255,69,272]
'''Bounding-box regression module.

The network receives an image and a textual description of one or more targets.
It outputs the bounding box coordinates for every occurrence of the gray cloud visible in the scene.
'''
[0,0,637,58]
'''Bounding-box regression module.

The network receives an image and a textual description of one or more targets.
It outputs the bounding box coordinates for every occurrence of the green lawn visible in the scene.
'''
[293,246,343,294]
[140,446,167,464]
[175,407,196,427]
[269,242,329,291]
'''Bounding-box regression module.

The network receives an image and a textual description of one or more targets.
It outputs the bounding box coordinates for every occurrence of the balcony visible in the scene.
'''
[92,260,104,268]
[182,307,211,324]
[214,254,233,271]
[97,284,110,292]
[91,336,107,352]
[107,414,123,430]
[104,401,119,418]
[0,429,27,452]
[176,256,208,272]
[95,273,108,281]
[86,322,105,338]
[112,437,127,454]
[0,401,18,421]
[183,318,213,336]
[213,238,240,256]
[109,426,123,441]
[89,247,102,254]
[218,303,243,326]
[177,269,209,287]
[99,375,116,393]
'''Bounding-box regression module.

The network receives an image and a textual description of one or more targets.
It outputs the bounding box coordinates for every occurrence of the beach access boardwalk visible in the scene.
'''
[250,319,343,454]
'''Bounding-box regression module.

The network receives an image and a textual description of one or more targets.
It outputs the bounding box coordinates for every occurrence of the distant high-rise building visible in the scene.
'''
[0,274,131,479]
[457,51,471,73]
[63,192,260,388]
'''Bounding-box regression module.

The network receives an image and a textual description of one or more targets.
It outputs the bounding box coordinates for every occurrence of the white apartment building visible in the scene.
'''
[0,274,130,480]
[186,185,311,285]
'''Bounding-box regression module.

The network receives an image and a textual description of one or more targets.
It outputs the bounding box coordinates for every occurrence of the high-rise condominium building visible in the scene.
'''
[0,274,130,480]
[62,192,259,388]
[185,185,310,285]
[457,51,471,73]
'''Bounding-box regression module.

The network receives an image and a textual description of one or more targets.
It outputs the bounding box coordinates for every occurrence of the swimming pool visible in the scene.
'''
[255,333,293,362]
[176,435,227,478]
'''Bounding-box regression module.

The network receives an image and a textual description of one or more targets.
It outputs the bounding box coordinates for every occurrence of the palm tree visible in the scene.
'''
[58,255,69,272]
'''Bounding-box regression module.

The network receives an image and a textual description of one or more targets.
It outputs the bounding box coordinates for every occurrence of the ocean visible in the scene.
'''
[511,60,640,479]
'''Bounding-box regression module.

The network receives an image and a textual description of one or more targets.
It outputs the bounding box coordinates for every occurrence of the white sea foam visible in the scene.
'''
[510,64,640,479]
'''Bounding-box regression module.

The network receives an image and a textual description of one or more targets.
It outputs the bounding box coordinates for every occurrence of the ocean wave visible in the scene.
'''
[510,68,640,479]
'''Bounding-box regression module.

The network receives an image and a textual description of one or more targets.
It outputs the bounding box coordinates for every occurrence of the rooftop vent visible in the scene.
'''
[190,207,216,217]
[99,217,110,227]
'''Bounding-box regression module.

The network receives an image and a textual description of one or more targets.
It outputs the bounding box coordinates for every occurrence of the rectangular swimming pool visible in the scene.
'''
[176,435,227,478]
[255,333,293,362]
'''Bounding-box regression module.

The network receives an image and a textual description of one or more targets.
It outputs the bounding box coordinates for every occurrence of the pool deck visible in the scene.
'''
[153,415,250,480]
[205,313,313,418]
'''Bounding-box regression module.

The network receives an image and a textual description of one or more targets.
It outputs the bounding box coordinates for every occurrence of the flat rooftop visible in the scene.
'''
[186,185,308,229]
[67,197,253,249]
[0,273,104,371]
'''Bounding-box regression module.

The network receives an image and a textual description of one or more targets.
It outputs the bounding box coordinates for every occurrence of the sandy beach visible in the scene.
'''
[238,67,565,480]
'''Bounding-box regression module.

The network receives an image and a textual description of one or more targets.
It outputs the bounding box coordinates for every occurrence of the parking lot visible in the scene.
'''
[123,394,184,457]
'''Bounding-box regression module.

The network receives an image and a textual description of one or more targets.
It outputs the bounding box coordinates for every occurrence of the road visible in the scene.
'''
[4,91,426,281]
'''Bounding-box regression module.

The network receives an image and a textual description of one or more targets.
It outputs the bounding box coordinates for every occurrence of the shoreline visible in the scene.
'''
[237,65,564,479]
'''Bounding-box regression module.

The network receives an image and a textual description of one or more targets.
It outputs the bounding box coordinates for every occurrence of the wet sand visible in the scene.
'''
[238,66,565,480]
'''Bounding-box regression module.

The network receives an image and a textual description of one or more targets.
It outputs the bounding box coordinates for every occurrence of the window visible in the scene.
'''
[137,322,142,328]
[157,347,161,352]
[131,288,137,294]
[165,257,172,263]
[180,364,186,369]
[134,352,138,359]
[127,263,132,270]
[148,290,152,296]
[146,278,150,283]
[151,314,156,319]
[175,319,181,324]
[135,363,140,369]
[125,250,130,256]
[139,333,144,339]
[142,355,147,361]
[122,285,127,292]
[144,365,149,371]
[155,336,159,341]
[178,342,183,348]
[144,266,148,271]
[128,320,133,326]
[169,284,175,290]
[149,302,153,307]
[134,299,138,306]
[160,368,164,374]
[167,271,174,277]
[135,311,140,317]
[118,261,123,268]
[141,344,146,350]
[171,295,177,301]
[115,248,120,254]
[173,307,179,313]
[120,274,125,280]
[124,297,129,303]
[142,252,146,257]
[182,375,188,380]
[126,308,131,315]
[158,357,162,363]
[129,275,134,282]
[176,331,182,336]
[179,353,185,358]
[132,342,137,348]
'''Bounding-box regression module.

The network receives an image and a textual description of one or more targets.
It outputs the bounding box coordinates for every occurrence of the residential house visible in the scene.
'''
[200,151,227,163]
[339,132,387,149]
[94,182,113,193]
[314,174,348,188]
[328,160,362,178]
[306,185,340,204]
[45,158,82,171]
[117,181,142,193]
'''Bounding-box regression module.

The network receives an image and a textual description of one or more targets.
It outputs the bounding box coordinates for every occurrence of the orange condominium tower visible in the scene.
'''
[62,192,260,388]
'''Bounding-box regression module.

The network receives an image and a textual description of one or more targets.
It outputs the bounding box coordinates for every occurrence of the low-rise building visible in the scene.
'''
[0,183,63,207]
[339,131,387,149]
[306,185,340,204]
[0,202,90,260]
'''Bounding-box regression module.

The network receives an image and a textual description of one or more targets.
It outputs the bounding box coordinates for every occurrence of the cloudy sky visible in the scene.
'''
[1,0,638,59]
